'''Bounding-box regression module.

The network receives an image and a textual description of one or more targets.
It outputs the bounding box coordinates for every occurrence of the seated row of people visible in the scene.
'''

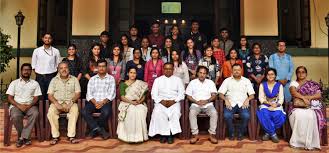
[6,62,324,150]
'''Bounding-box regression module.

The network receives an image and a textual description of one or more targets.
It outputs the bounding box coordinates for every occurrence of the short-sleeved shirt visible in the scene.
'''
[186,79,217,108]
[47,75,81,103]
[6,78,42,109]
[218,76,255,107]
[246,54,269,78]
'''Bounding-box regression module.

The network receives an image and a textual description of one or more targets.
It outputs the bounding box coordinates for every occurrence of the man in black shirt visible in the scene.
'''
[184,20,207,52]
[99,31,113,59]
[128,24,141,49]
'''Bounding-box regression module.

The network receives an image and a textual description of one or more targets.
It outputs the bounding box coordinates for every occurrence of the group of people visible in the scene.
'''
[5,20,326,151]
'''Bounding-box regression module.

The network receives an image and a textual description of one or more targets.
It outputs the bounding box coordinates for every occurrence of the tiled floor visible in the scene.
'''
[0,135,328,153]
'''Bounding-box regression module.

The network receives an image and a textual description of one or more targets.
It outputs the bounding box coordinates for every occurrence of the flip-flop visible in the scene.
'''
[69,137,79,144]
[50,138,60,145]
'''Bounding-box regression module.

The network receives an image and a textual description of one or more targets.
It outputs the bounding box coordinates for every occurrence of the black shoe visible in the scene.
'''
[99,128,110,140]
[262,133,270,141]
[271,134,279,143]
[228,134,235,141]
[88,127,100,138]
[24,139,32,145]
[167,136,174,144]
[160,136,167,143]
[237,134,244,141]
[16,138,24,148]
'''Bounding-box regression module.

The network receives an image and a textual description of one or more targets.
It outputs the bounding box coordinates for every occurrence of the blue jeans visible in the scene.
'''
[224,105,250,137]
[81,101,112,130]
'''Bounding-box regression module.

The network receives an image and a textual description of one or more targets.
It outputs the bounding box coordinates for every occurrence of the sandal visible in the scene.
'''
[69,137,79,144]
[50,137,60,145]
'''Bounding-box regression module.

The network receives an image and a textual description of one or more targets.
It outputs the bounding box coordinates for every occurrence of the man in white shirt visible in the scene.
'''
[32,32,61,101]
[149,63,185,144]
[6,63,42,147]
[218,64,255,141]
[186,66,218,144]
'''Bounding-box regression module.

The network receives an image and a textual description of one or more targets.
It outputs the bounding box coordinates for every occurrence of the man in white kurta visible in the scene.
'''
[149,63,185,144]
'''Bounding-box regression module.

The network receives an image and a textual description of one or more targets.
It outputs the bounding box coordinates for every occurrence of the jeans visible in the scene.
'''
[81,101,112,130]
[223,105,250,137]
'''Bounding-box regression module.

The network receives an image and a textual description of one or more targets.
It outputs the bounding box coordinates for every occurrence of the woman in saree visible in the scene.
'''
[117,67,149,143]
[256,68,285,143]
[289,66,326,150]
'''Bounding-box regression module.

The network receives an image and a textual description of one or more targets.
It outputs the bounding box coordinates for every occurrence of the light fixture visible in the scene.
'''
[173,19,177,24]
[164,19,168,24]
[181,19,186,24]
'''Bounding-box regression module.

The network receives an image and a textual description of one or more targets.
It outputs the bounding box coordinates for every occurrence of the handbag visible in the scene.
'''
[293,98,309,108]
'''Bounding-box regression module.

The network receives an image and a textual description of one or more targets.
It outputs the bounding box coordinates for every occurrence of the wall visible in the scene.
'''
[240,0,278,36]
[0,0,38,48]
[310,0,329,48]
[72,0,108,36]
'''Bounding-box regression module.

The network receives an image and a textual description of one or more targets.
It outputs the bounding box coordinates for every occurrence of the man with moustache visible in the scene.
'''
[47,62,81,145]
[6,63,42,147]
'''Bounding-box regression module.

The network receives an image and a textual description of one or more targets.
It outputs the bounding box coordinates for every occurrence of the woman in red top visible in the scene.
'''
[211,36,226,66]
[144,47,164,90]
[222,48,244,79]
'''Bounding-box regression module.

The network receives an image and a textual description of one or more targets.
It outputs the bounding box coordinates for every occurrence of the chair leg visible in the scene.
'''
[248,121,253,140]
[256,122,261,140]
[7,120,13,146]
[35,116,43,142]
[3,119,11,146]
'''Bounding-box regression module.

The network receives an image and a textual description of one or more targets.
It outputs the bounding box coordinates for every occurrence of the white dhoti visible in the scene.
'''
[148,102,182,137]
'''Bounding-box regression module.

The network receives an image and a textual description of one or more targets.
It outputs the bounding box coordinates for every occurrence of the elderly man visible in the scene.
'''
[218,64,255,141]
[6,63,42,148]
[81,59,116,140]
[149,63,185,144]
[47,62,81,145]
[186,66,218,144]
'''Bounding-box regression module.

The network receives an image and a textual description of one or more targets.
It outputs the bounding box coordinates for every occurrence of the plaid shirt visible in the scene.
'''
[86,73,116,102]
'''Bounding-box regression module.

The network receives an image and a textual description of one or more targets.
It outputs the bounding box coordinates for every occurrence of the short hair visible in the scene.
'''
[251,42,261,50]
[129,24,138,31]
[232,63,242,69]
[100,31,110,37]
[276,40,286,46]
[21,63,32,70]
[191,19,199,24]
[151,21,160,26]
[220,28,230,33]
[197,66,209,74]
[163,62,174,68]
[97,59,107,66]
[42,32,53,38]
[295,66,307,75]
[58,61,69,69]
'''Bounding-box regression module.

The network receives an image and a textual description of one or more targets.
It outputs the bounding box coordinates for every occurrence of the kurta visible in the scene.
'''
[144,59,164,90]
[148,75,185,136]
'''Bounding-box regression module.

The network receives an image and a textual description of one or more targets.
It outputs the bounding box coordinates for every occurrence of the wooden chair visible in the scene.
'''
[3,100,43,146]
[80,99,116,139]
[284,102,328,146]
[219,99,258,140]
[147,94,187,139]
[44,99,82,140]
[184,99,221,139]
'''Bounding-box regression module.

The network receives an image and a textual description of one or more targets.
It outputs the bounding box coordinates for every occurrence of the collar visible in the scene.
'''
[96,73,109,79]
[19,77,31,83]
[55,74,72,81]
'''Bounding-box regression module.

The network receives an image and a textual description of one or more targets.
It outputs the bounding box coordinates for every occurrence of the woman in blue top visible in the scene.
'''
[256,68,286,143]
[126,48,145,80]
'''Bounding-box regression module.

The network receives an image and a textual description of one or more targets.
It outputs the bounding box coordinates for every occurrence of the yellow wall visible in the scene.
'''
[0,0,38,48]
[310,0,329,48]
[72,0,107,35]
[240,0,278,36]
[292,56,328,83]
